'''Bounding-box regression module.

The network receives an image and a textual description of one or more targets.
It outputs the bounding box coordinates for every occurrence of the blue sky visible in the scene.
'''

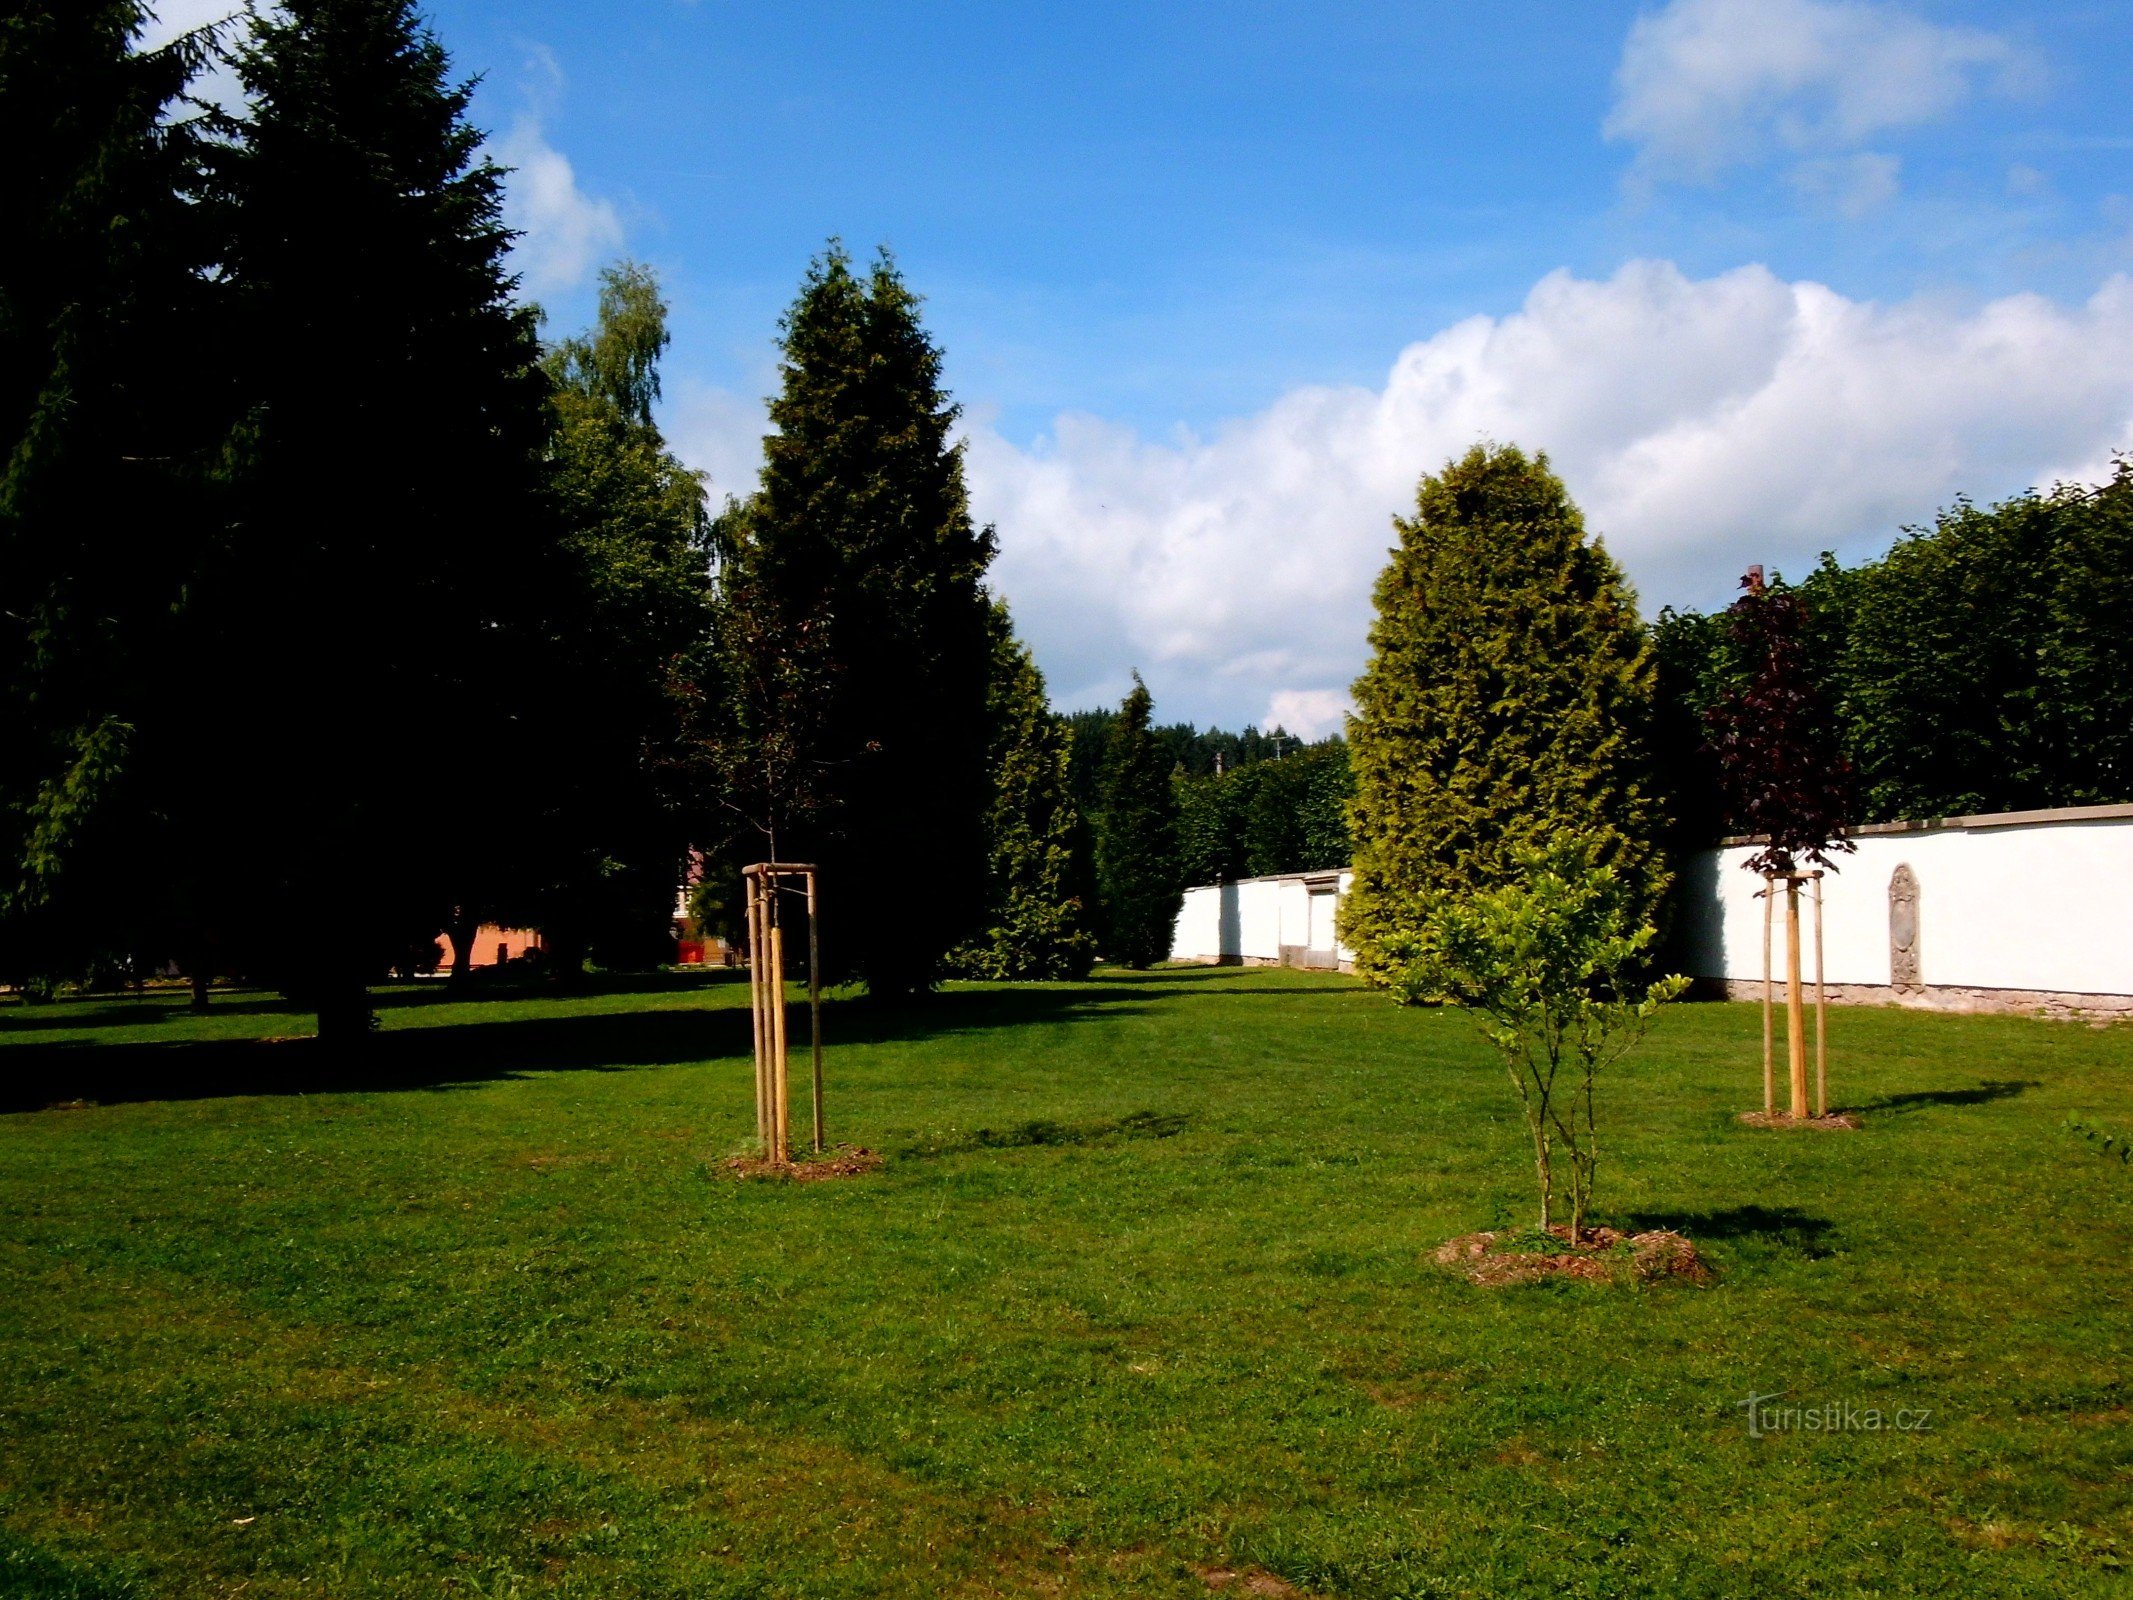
[151,1,2133,729]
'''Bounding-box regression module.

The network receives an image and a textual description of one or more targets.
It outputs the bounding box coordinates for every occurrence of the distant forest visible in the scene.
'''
[1065,711,1354,886]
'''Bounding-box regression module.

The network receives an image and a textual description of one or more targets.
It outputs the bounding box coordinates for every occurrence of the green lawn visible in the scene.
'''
[2,968,2128,1598]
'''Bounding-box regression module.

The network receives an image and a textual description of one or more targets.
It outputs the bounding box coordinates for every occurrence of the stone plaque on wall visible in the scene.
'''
[1889,863,1921,993]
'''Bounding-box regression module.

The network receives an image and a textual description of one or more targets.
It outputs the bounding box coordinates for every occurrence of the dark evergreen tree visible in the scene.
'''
[1093,676,1182,967]
[945,604,1095,981]
[0,3,220,991]
[530,261,711,974]
[702,245,995,995]
[1344,444,1663,987]
[184,0,558,1035]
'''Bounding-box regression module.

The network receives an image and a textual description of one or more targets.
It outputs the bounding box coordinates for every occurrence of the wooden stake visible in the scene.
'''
[1761,877,1775,1116]
[1812,871,1827,1119]
[770,887,790,1165]
[745,874,769,1157]
[1785,876,1808,1120]
[807,869,824,1155]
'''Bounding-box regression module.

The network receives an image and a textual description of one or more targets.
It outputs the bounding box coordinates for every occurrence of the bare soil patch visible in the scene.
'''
[1738,1110,1863,1131]
[722,1144,884,1183]
[1434,1225,1712,1288]
[1196,1567,1308,1598]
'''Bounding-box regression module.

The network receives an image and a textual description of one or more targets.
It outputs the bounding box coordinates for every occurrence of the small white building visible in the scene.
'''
[1168,802,2133,1017]
[1170,869,1355,972]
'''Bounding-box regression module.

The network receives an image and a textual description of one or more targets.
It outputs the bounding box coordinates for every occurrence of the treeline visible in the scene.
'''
[1653,466,2133,841]
[0,3,1124,1023]
[0,0,1343,1020]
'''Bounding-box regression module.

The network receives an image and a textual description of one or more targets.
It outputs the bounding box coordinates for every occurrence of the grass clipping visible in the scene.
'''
[1435,1225,1712,1288]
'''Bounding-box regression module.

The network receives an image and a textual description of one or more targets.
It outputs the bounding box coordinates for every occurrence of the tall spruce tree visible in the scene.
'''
[704,245,995,995]
[1094,676,1183,968]
[945,603,1095,981]
[185,0,558,1035]
[530,262,712,973]
[1344,443,1663,987]
[0,3,219,988]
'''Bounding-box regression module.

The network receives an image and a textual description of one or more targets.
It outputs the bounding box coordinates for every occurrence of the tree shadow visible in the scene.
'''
[900,1108,1193,1159]
[0,978,1159,1112]
[1842,1079,2039,1117]
[1625,1204,1838,1259]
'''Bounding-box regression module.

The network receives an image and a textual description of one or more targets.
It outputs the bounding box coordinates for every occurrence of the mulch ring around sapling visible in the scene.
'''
[722,1144,884,1182]
[1737,1109,1863,1131]
[1434,1225,1712,1288]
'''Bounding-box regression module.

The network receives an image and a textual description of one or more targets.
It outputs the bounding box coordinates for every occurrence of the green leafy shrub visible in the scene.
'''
[1387,834,1687,1243]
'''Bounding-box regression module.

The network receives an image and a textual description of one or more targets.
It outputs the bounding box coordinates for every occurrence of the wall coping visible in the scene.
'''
[1717,800,2133,849]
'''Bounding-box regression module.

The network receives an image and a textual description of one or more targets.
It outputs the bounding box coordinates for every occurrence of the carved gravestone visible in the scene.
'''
[1888,864,1921,993]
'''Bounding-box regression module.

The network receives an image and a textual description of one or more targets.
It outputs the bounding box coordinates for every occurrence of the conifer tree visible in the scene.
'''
[1344,444,1663,987]
[185,0,558,1035]
[704,245,995,995]
[1094,676,1183,968]
[0,3,219,988]
[946,604,1095,981]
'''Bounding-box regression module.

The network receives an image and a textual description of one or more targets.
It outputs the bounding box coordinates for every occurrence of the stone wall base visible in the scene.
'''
[1693,977,2133,1023]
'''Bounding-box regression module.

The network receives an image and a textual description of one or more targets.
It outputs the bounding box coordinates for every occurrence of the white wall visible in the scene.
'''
[1170,871,1355,967]
[1676,807,2133,997]
[1171,805,2133,1000]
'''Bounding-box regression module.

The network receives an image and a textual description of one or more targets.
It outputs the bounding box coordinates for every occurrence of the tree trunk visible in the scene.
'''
[446,911,479,989]
[189,965,212,1012]
[315,980,372,1045]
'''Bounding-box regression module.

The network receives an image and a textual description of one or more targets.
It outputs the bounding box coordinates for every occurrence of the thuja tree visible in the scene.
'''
[1094,676,1183,967]
[701,245,996,995]
[1389,836,1686,1243]
[945,603,1096,980]
[1344,444,1664,986]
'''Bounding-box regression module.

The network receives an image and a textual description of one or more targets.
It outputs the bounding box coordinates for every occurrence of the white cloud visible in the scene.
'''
[1265,690,1353,741]
[946,261,2133,726]
[1787,151,1902,216]
[134,1,250,114]
[1607,0,2035,186]
[665,379,769,508]
[493,114,624,299]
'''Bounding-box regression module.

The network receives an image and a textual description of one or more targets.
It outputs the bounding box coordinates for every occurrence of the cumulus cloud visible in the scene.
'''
[494,115,624,298]
[949,262,2133,726]
[1607,0,2036,190]
[1265,690,1354,741]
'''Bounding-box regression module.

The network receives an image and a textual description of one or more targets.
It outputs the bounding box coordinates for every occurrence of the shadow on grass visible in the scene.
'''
[901,1108,1192,1159]
[1626,1204,1838,1258]
[0,991,300,1034]
[0,978,1171,1113]
[1843,1078,2039,1117]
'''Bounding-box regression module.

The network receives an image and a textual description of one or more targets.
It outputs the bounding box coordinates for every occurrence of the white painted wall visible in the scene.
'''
[1676,809,2133,996]
[1170,871,1355,966]
[1170,806,2133,998]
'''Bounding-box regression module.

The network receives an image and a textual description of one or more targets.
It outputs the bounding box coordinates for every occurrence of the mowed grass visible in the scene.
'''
[1,968,2129,1599]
